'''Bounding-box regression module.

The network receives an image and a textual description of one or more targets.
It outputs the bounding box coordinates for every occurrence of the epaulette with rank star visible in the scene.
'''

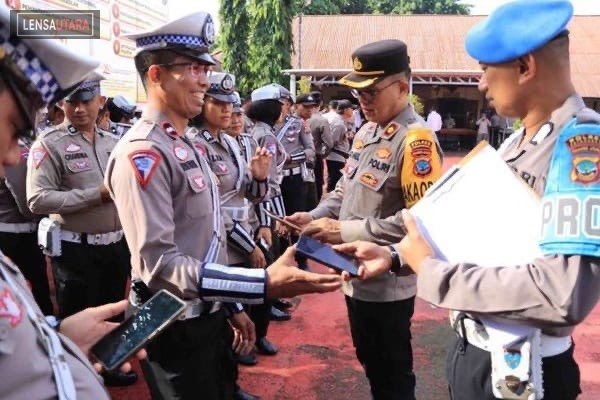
[381,121,400,140]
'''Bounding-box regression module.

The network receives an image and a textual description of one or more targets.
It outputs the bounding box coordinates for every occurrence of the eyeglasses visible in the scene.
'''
[351,80,401,101]
[157,61,212,77]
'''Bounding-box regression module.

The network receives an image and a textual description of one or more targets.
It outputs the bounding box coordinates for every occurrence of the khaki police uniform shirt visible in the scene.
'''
[26,123,121,234]
[252,121,285,201]
[237,133,261,231]
[327,113,351,163]
[187,128,260,265]
[105,110,228,299]
[0,252,108,399]
[417,94,600,337]
[1,141,37,224]
[311,105,443,302]
[276,114,316,168]
[308,113,333,156]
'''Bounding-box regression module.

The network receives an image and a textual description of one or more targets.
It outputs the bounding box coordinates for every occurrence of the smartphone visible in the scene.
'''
[295,235,359,277]
[91,289,187,372]
[263,208,302,231]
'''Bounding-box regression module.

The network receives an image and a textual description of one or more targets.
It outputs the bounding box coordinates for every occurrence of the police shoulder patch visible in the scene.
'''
[31,144,48,169]
[128,150,162,189]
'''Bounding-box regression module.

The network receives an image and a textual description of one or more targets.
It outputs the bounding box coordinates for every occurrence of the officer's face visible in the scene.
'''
[355,77,406,125]
[158,57,211,120]
[203,97,233,130]
[227,111,244,137]
[296,104,314,120]
[478,62,522,118]
[64,96,103,130]
[0,86,26,176]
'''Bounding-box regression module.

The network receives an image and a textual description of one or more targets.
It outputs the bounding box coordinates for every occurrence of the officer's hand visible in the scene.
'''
[286,212,313,229]
[60,300,147,373]
[250,146,273,181]
[231,328,245,355]
[398,210,434,274]
[99,184,112,203]
[302,217,342,244]
[266,246,342,299]
[229,312,255,355]
[249,246,267,269]
[256,227,272,248]
[333,241,392,281]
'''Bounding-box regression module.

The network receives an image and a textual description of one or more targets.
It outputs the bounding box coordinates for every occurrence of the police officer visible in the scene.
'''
[248,84,293,321]
[0,3,145,398]
[326,99,353,192]
[105,12,341,399]
[287,40,443,400]
[227,91,280,362]
[187,73,270,400]
[275,88,316,255]
[336,1,600,399]
[0,136,53,314]
[307,91,333,202]
[26,76,136,386]
[105,95,136,137]
[294,93,320,209]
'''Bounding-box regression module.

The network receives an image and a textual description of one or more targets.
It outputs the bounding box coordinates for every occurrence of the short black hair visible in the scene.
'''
[247,99,282,127]
[134,50,179,87]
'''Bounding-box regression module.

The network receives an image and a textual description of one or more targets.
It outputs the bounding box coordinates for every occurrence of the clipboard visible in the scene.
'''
[410,141,543,267]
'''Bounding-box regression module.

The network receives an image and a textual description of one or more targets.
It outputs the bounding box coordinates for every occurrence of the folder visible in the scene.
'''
[410,141,543,267]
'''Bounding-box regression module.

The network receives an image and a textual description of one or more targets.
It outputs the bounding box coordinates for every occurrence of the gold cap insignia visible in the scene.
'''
[0,47,5,60]
[353,57,363,71]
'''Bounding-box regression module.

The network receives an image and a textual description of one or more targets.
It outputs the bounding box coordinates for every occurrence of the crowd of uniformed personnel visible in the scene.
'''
[1,1,599,400]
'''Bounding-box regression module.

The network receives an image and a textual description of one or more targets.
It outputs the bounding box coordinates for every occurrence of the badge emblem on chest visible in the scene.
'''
[192,175,206,190]
[194,144,207,158]
[65,143,81,152]
[503,349,521,369]
[353,140,365,150]
[0,288,22,327]
[215,161,229,174]
[173,145,189,161]
[375,147,392,160]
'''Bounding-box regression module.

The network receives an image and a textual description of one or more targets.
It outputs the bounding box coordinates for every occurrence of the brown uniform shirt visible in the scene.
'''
[417,94,600,336]
[187,128,265,265]
[1,140,37,224]
[275,114,316,168]
[308,113,333,156]
[311,105,443,302]
[327,113,351,163]
[0,252,108,399]
[105,110,228,299]
[26,123,121,233]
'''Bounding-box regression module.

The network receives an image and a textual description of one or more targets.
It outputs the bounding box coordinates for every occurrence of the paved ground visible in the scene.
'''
[109,151,600,399]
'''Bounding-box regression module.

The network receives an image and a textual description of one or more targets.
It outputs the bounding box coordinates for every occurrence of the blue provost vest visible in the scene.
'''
[540,118,600,256]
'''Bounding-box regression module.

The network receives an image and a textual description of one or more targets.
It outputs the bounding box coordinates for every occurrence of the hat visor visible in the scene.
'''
[338,72,382,89]
[206,92,237,103]
[172,49,216,65]
[298,101,318,106]
[64,90,98,102]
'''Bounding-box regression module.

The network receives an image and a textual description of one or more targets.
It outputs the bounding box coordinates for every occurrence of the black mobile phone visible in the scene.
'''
[295,235,359,277]
[91,289,187,372]
[263,208,302,231]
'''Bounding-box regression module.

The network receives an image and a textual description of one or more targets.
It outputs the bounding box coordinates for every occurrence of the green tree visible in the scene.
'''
[219,0,253,95]
[296,0,340,15]
[392,0,471,14]
[335,0,370,14]
[247,0,295,87]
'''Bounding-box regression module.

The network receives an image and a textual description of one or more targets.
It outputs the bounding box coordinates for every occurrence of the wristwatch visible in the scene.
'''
[387,245,404,274]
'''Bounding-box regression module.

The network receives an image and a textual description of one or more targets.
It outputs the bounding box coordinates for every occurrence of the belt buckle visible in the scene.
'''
[91,233,102,245]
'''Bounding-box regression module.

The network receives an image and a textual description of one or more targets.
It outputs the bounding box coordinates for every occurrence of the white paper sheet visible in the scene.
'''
[410,143,543,267]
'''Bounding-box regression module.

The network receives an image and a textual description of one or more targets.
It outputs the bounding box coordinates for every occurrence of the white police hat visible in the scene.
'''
[123,12,216,65]
[64,71,106,102]
[232,91,243,113]
[0,3,99,125]
[251,84,290,104]
[206,72,237,103]
[110,95,137,116]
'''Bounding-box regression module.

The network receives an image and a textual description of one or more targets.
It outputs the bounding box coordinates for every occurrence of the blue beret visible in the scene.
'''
[465,0,574,64]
